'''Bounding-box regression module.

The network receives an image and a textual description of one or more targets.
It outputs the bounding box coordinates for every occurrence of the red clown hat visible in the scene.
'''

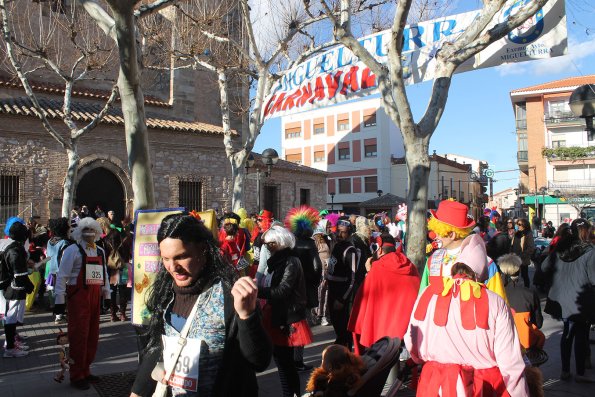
[429,200,475,229]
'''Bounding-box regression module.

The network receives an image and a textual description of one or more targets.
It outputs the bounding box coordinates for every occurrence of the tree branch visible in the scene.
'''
[77,0,117,41]
[0,0,69,149]
[134,0,178,18]
[74,83,119,138]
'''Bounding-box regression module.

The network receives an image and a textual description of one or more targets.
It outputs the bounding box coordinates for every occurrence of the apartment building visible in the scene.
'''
[510,75,595,226]
[281,97,404,213]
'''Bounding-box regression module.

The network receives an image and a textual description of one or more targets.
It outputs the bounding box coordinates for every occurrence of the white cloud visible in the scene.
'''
[497,38,595,76]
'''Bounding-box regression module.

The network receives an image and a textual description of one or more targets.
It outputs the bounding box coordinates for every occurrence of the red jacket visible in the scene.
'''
[348,251,420,347]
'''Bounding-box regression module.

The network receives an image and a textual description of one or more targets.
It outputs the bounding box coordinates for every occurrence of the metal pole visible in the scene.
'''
[556,199,559,228]
[256,169,261,212]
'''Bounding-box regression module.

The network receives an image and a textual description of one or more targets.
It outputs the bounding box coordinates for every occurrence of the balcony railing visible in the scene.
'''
[548,180,595,191]
[515,119,527,130]
[517,151,528,162]
[544,111,582,126]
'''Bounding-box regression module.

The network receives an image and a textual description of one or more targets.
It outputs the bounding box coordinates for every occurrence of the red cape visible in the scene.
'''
[348,251,420,347]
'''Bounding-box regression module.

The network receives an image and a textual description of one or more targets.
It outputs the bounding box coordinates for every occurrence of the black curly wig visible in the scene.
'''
[143,213,237,354]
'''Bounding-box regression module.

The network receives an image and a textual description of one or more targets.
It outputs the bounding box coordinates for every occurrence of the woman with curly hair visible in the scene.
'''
[130,213,271,397]
[304,344,364,397]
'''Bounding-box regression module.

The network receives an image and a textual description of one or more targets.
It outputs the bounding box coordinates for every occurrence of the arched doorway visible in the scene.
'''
[76,167,125,223]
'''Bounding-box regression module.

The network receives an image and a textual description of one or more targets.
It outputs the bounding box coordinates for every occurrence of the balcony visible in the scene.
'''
[515,119,527,130]
[548,180,595,193]
[544,111,582,127]
[517,150,528,169]
[542,146,595,163]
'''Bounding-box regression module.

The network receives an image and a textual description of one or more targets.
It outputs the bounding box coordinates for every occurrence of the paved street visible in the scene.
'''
[1,300,594,397]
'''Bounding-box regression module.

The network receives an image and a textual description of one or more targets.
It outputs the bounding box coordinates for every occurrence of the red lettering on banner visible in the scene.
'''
[340,66,360,95]
[296,83,313,107]
[263,94,277,118]
[310,76,326,104]
[268,92,286,116]
[281,87,304,111]
[361,67,377,89]
[326,71,343,98]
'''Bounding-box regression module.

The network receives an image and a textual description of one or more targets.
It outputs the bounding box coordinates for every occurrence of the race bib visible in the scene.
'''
[85,256,105,285]
[162,335,201,392]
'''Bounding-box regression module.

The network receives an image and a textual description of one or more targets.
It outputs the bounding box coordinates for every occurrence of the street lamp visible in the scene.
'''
[539,186,547,231]
[554,189,561,228]
[569,84,595,141]
[329,192,335,212]
[245,149,279,212]
[377,189,383,197]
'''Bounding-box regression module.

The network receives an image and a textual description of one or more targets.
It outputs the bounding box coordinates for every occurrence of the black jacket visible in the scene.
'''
[327,239,358,304]
[486,232,511,262]
[259,248,307,326]
[292,237,322,309]
[132,282,272,397]
[3,242,33,300]
[505,280,543,328]
[511,230,535,267]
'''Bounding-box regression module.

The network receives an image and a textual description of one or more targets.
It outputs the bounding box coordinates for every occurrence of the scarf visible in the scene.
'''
[171,267,214,319]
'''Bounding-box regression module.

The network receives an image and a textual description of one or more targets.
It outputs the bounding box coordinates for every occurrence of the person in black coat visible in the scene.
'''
[259,225,312,397]
[2,221,34,357]
[131,214,271,397]
[486,220,512,263]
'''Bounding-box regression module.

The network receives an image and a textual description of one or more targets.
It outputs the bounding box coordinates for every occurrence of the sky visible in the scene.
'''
[253,0,595,194]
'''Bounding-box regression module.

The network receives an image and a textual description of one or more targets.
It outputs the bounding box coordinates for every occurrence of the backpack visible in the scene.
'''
[107,242,124,270]
[0,241,19,290]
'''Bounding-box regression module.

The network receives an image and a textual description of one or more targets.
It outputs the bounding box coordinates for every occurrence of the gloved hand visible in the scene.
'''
[54,304,66,315]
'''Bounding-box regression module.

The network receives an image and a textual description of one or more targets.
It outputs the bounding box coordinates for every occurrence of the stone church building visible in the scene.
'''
[0,11,326,227]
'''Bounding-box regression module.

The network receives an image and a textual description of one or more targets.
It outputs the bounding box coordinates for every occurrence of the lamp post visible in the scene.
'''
[245,149,279,212]
[569,84,595,141]
[539,186,547,235]
[554,189,561,228]
[377,189,383,197]
[329,192,335,212]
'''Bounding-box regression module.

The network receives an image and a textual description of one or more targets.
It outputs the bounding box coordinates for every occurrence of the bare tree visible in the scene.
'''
[0,0,118,217]
[319,0,549,269]
[76,0,181,211]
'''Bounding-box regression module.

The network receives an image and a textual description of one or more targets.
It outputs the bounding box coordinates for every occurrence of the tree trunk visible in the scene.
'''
[61,144,80,217]
[403,134,431,273]
[230,152,247,212]
[112,7,155,210]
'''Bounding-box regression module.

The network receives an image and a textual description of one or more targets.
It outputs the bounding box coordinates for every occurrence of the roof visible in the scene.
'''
[249,153,327,176]
[392,154,471,172]
[510,75,595,95]
[359,193,406,208]
[0,76,170,107]
[0,97,225,135]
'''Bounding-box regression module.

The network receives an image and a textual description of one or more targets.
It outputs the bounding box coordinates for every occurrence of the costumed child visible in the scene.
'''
[304,344,365,397]
[406,236,530,396]
[420,199,507,302]
[219,213,250,275]
[54,329,74,383]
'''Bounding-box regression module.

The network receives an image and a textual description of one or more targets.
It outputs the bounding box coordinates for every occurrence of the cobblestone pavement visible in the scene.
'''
[1,301,594,396]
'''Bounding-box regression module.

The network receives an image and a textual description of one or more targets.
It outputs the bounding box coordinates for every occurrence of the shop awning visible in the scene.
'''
[523,195,565,205]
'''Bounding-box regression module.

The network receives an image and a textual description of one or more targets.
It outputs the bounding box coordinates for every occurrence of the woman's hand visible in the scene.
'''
[232,277,258,320]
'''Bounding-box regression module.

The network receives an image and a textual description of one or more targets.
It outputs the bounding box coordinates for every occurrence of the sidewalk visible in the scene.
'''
[1,304,594,396]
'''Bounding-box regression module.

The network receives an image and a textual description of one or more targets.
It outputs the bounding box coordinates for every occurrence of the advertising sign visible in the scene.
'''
[263,0,567,120]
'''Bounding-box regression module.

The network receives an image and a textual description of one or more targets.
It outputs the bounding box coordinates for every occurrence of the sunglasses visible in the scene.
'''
[517,223,523,226]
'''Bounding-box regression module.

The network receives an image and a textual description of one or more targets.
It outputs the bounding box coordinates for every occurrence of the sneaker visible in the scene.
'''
[294,362,313,371]
[55,314,67,324]
[320,317,330,326]
[575,374,595,383]
[15,334,27,342]
[70,378,90,390]
[3,348,29,358]
[560,371,572,381]
[3,341,29,351]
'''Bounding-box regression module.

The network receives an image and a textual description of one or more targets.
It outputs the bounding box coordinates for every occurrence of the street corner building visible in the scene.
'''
[0,72,327,225]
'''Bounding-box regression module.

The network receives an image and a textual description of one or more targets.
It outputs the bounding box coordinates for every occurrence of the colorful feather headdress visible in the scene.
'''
[284,206,320,235]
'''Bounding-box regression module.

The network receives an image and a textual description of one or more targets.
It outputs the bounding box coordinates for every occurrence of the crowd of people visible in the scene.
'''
[2,200,594,396]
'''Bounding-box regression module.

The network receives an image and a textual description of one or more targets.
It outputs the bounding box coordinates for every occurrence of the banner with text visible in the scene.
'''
[263,0,567,120]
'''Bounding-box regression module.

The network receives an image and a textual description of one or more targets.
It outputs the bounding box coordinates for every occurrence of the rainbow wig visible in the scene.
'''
[427,215,474,240]
[285,206,320,238]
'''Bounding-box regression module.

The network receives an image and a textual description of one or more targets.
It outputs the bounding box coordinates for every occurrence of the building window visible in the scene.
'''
[338,147,350,160]
[178,180,202,211]
[364,143,377,158]
[285,154,302,164]
[313,151,325,162]
[552,140,566,148]
[554,167,568,182]
[364,176,377,193]
[364,112,377,127]
[548,100,571,118]
[337,119,350,131]
[515,102,527,129]
[313,123,325,135]
[0,173,20,225]
[300,189,310,205]
[285,127,301,139]
[338,178,351,194]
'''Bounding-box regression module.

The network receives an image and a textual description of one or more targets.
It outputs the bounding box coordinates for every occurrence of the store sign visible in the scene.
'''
[263,0,567,120]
